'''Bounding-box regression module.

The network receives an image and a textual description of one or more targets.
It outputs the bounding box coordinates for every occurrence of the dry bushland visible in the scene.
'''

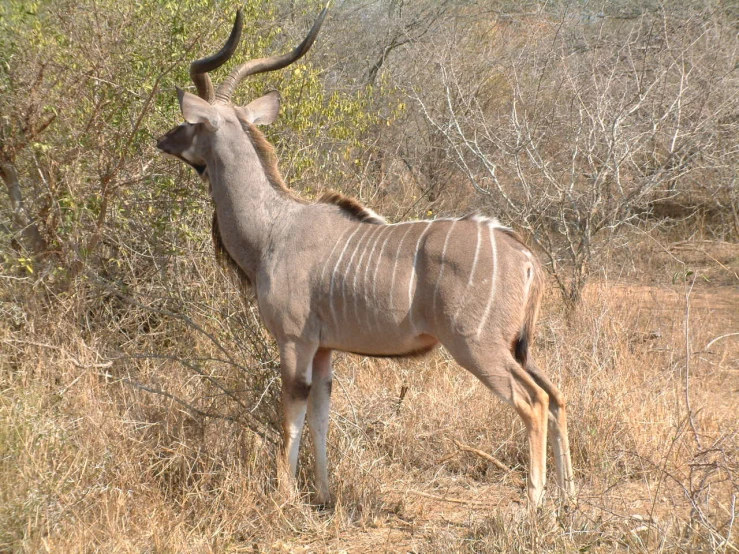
[1,0,738,552]
[2,236,737,552]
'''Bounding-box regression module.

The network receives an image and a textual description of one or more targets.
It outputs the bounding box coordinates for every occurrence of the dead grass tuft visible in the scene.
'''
[1,237,737,552]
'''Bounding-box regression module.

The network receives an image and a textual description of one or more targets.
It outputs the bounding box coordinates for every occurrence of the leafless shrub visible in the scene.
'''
[1,1,737,551]
[394,3,739,303]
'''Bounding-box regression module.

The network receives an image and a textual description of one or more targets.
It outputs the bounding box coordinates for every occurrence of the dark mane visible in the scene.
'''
[241,115,384,224]
[212,211,252,291]
[213,120,383,286]
[318,191,386,224]
[210,118,296,292]
[498,225,528,247]
[494,222,533,251]
[241,119,308,204]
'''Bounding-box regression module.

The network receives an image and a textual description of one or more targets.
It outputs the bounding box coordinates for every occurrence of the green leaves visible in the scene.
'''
[0,0,383,285]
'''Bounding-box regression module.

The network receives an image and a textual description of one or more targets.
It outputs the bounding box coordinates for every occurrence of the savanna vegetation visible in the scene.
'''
[1,0,737,551]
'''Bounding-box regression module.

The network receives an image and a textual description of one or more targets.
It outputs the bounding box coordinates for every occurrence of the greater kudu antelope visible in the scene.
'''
[156,7,575,509]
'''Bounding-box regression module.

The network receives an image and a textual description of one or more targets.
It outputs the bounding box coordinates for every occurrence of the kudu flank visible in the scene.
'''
[156,7,575,509]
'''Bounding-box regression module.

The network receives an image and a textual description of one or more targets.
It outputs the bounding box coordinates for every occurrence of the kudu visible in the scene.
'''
[156,7,575,509]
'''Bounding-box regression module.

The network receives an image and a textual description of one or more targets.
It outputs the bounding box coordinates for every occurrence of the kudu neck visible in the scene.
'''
[207,128,298,282]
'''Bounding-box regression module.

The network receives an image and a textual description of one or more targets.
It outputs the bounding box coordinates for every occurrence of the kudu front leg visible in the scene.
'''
[277,341,316,501]
[307,348,333,505]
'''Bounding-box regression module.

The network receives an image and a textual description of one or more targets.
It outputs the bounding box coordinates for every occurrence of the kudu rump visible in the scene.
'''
[156,7,574,509]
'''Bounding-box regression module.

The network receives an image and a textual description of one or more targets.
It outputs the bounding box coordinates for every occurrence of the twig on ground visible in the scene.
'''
[453,440,510,473]
[451,440,525,487]
[704,333,739,351]
[391,488,493,507]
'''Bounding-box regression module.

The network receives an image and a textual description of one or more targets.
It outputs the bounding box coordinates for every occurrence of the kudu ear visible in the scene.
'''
[242,91,281,125]
[177,88,223,131]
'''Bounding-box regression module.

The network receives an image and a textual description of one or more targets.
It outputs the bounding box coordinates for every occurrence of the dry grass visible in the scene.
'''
[1,237,737,553]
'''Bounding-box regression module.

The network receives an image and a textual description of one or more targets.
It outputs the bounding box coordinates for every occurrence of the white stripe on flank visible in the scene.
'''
[320,227,352,286]
[389,223,416,310]
[476,224,499,337]
[407,222,433,331]
[361,225,387,324]
[352,225,382,321]
[363,225,387,290]
[329,226,362,327]
[371,226,393,298]
[341,226,372,323]
[432,220,457,325]
[452,221,482,324]
[370,226,394,332]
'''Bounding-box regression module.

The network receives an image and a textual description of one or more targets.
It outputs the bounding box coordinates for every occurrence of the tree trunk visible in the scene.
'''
[0,161,48,257]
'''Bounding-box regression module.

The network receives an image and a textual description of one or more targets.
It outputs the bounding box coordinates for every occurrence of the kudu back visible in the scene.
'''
[156,7,575,509]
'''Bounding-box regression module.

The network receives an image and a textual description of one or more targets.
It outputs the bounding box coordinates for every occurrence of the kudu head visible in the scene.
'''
[156,7,328,181]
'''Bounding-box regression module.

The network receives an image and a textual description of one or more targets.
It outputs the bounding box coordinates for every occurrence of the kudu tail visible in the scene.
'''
[512,252,545,368]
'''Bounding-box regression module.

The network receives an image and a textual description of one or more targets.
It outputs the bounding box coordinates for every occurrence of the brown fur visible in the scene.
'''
[224,121,383,285]
[344,342,439,359]
[242,120,308,204]
[496,225,544,340]
[212,211,252,290]
[458,215,542,365]
[317,190,385,224]
[241,116,386,227]
[497,225,528,247]
[284,378,311,400]
[211,119,300,290]
[157,9,575,508]
[509,232,544,367]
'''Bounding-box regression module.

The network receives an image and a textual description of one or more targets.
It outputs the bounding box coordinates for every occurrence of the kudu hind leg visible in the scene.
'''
[278,342,316,500]
[525,361,575,499]
[307,348,332,505]
[453,347,550,508]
